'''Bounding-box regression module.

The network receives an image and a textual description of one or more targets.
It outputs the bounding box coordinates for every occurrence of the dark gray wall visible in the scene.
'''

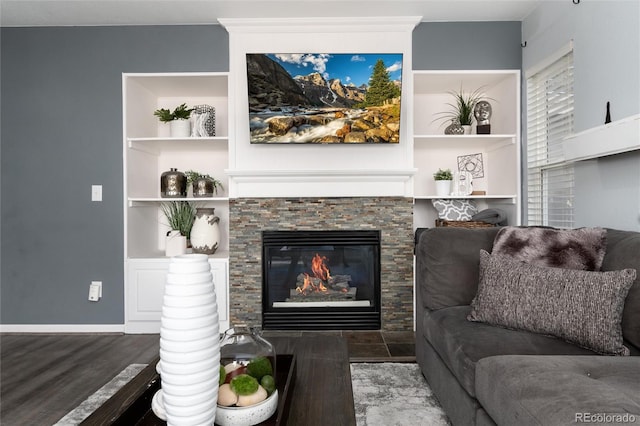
[0,22,520,325]
[413,22,522,70]
[1,25,228,324]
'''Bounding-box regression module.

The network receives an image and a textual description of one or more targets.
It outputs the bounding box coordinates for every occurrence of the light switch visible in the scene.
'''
[92,185,102,202]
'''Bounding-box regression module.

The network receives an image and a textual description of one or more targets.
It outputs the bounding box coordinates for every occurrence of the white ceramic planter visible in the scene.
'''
[435,180,452,197]
[170,119,191,138]
[165,231,187,257]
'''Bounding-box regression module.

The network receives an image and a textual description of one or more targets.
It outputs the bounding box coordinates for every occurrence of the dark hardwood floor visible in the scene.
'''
[0,333,160,426]
[0,330,414,425]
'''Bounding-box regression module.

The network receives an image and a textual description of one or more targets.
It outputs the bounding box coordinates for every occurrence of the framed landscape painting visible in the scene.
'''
[246,53,403,144]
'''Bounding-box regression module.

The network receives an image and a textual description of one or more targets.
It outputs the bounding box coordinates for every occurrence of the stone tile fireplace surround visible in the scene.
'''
[228,197,414,331]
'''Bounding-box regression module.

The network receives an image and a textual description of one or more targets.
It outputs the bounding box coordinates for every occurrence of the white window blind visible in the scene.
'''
[526,48,575,228]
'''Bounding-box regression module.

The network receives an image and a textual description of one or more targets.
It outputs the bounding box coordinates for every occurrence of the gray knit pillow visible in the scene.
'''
[468,250,636,355]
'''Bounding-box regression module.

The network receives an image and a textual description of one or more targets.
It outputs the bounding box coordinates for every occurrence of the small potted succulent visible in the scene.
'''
[185,170,224,198]
[154,103,194,137]
[433,168,453,197]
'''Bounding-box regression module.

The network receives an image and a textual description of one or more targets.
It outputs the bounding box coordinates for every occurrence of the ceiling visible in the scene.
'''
[0,0,542,27]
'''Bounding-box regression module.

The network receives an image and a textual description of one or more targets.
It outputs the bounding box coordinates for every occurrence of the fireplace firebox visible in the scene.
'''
[262,230,381,330]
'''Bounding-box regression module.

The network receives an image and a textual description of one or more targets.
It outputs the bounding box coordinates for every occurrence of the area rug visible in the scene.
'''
[54,364,147,426]
[350,363,450,426]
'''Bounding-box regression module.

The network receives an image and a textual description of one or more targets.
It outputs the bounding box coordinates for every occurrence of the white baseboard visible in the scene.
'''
[0,324,126,333]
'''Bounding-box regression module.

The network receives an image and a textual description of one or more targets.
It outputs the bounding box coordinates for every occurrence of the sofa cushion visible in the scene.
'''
[468,250,636,355]
[422,306,598,397]
[492,226,606,271]
[416,227,500,310]
[476,355,640,426]
[603,229,640,350]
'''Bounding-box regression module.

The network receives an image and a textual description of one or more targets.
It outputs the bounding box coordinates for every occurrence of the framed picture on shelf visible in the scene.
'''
[457,153,484,178]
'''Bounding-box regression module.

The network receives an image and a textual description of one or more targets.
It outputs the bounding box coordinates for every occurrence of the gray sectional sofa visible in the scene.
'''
[415,226,640,426]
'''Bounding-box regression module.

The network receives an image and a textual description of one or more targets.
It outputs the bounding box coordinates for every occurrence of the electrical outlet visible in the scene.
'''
[91,185,102,202]
[88,281,102,302]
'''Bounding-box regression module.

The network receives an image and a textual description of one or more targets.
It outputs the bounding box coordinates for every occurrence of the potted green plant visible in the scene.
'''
[161,201,197,241]
[434,87,485,135]
[433,168,453,197]
[154,103,194,137]
[185,170,224,198]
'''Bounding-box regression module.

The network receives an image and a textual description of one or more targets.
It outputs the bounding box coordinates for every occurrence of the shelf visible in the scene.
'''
[128,197,229,207]
[124,72,231,333]
[415,194,517,202]
[563,114,639,162]
[414,134,515,140]
[412,70,519,137]
[127,250,230,261]
[128,137,228,154]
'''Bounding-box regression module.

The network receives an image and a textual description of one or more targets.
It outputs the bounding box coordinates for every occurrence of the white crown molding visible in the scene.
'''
[219,16,422,33]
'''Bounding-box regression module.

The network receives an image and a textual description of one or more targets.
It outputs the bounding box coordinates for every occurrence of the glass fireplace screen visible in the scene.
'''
[261,230,381,330]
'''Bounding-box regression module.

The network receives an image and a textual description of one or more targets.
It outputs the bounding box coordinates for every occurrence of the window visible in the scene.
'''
[526,46,575,228]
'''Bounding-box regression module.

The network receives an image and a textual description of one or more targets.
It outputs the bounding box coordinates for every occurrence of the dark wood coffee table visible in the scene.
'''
[82,335,355,426]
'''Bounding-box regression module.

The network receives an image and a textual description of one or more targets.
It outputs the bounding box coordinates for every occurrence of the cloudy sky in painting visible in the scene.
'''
[267,53,403,87]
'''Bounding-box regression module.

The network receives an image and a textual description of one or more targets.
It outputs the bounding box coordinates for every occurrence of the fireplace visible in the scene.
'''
[262,230,381,330]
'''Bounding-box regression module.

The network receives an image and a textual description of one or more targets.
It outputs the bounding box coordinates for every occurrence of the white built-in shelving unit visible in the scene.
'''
[412,70,521,228]
[123,73,230,333]
[120,68,522,332]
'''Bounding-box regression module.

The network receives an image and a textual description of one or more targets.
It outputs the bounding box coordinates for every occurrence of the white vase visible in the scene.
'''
[158,254,220,426]
[462,125,472,135]
[170,119,191,138]
[435,180,452,197]
[191,208,220,255]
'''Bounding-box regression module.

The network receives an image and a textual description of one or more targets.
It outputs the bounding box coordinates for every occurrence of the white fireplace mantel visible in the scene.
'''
[225,168,417,198]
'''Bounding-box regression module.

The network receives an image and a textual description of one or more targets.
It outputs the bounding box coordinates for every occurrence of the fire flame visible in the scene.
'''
[311,253,331,282]
[296,254,331,294]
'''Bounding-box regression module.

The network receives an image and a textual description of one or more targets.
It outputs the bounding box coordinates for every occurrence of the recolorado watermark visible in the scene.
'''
[575,412,637,423]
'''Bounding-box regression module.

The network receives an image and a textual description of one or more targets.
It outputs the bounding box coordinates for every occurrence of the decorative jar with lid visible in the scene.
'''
[160,168,187,198]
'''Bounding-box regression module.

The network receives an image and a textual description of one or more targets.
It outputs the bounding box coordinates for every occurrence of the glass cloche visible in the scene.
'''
[216,326,278,425]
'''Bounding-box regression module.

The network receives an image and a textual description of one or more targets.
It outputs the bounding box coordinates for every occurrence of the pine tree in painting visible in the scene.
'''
[364,59,400,106]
